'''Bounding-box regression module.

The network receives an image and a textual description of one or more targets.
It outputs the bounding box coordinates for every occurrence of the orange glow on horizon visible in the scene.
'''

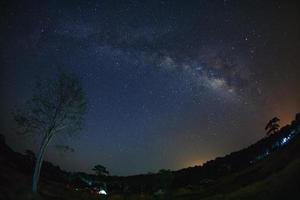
[183,158,206,168]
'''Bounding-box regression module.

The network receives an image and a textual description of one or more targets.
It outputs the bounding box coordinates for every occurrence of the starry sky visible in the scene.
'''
[0,0,299,175]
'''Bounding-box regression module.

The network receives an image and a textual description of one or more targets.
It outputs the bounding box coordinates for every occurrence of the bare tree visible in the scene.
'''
[265,117,280,136]
[14,72,87,193]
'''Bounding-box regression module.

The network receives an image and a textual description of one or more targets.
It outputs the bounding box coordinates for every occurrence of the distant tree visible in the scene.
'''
[157,169,174,199]
[0,134,5,144]
[92,164,109,176]
[158,169,172,174]
[13,72,87,193]
[25,149,36,161]
[158,169,173,186]
[55,145,75,153]
[265,117,280,136]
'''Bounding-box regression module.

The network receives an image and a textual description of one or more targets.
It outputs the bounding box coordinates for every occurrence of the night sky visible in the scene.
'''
[0,0,299,175]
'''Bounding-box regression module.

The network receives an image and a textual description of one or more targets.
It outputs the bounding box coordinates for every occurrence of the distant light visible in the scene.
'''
[281,136,290,145]
[282,138,287,144]
[98,189,107,195]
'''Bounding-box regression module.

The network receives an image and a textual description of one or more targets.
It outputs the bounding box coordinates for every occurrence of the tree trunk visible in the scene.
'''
[32,134,52,193]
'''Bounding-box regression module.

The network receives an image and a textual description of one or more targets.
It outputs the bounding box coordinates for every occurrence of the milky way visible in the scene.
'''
[0,0,299,175]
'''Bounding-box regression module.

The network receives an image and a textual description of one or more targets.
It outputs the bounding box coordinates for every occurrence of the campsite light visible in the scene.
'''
[281,135,292,146]
[98,189,107,195]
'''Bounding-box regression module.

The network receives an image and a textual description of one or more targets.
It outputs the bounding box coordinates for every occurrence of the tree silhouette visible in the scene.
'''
[0,134,5,144]
[265,117,280,136]
[92,164,109,176]
[157,169,174,199]
[25,149,36,161]
[14,72,87,193]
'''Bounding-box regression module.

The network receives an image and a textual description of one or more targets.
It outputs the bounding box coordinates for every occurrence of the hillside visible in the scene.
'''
[0,113,299,200]
[173,116,300,199]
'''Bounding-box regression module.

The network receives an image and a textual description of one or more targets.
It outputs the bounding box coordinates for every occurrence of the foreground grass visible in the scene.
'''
[2,159,300,200]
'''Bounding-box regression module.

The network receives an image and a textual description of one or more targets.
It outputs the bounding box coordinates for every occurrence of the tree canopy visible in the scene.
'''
[92,165,109,176]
